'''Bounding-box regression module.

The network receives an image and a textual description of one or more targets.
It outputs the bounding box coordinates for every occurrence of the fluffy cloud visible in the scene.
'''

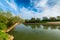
[34,0,48,7]
[0,0,19,15]
[20,7,35,19]
[19,0,60,19]
[5,0,17,11]
[0,0,60,19]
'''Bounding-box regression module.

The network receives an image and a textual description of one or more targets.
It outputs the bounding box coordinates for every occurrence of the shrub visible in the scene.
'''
[0,23,7,30]
[0,31,9,40]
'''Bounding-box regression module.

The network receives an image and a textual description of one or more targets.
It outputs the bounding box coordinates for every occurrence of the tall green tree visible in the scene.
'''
[0,15,8,24]
[36,18,41,23]
[0,23,7,30]
[49,17,56,21]
[57,16,60,20]
[42,17,48,21]
[30,18,36,23]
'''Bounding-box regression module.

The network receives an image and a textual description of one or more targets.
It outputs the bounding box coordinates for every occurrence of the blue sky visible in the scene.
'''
[0,0,60,19]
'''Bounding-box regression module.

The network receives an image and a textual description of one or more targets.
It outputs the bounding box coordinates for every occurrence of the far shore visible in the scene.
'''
[46,22,60,25]
[24,22,60,25]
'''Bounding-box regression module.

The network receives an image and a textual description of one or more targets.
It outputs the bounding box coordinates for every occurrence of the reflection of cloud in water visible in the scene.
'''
[40,25,44,29]
[48,27,51,30]
[13,24,60,32]
[10,24,60,40]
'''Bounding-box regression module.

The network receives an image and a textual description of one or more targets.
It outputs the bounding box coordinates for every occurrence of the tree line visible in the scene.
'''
[24,16,60,23]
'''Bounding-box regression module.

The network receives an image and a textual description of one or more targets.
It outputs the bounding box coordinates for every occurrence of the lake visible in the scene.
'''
[9,24,60,40]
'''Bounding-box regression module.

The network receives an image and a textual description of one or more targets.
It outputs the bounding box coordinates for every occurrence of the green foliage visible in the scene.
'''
[11,16,21,23]
[0,15,8,24]
[25,18,41,23]
[0,11,24,28]
[0,11,12,18]
[11,16,24,24]
[7,16,20,27]
[0,10,24,40]
[57,16,60,20]
[6,11,12,18]
[24,16,60,23]
[49,17,56,20]
[30,18,36,23]
[0,23,7,30]
[36,18,41,23]
[0,31,9,40]
[42,17,49,22]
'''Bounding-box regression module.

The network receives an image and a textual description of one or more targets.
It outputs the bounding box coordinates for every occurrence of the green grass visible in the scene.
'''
[0,30,9,40]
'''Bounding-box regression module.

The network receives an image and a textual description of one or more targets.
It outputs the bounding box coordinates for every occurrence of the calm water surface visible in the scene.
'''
[9,24,60,40]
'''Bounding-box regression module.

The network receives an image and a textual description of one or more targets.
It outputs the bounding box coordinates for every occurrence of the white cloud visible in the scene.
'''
[0,0,60,19]
[20,7,35,19]
[19,0,60,19]
[40,1,60,17]
[5,0,17,11]
[35,0,48,7]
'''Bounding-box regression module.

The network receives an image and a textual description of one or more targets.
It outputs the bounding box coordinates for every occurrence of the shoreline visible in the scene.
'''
[24,22,60,25]
[2,22,60,40]
[3,23,19,32]
[45,22,60,25]
[2,22,19,40]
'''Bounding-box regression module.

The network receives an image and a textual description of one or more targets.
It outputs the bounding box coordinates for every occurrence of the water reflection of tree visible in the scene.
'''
[43,25,56,29]
[24,24,60,29]
[24,24,40,28]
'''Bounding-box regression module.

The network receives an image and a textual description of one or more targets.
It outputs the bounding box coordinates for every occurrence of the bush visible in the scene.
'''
[0,31,9,40]
[0,15,8,24]
[0,23,7,30]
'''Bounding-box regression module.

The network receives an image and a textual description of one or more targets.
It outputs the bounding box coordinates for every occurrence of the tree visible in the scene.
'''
[49,17,56,21]
[42,17,49,22]
[36,18,41,23]
[57,16,60,20]
[42,17,48,21]
[30,18,36,23]
[7,16,22,26]
[6,11,12,18]
[0,11,12,19]
[0,11,24,28]
[0,23,7,30]
[0,15,8,24]
[0,31,9,40]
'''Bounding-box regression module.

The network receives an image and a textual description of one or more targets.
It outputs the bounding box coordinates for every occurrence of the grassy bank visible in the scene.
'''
[0,11,24,40]
[0,30,10,40]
